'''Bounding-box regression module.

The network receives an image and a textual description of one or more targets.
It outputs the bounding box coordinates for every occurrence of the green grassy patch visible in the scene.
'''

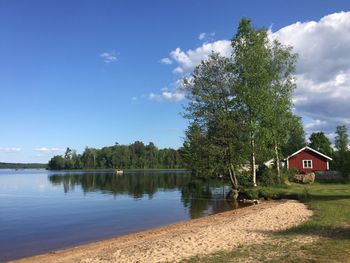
[182,183,350,263]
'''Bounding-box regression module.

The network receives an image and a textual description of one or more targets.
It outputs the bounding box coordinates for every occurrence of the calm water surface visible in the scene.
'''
[0,169,237,261]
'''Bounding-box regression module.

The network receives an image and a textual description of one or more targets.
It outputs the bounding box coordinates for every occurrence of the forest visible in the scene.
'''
[48,141,183,170]
[0,162,47,169]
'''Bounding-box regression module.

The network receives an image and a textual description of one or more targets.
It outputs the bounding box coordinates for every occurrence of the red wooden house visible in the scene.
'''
[286,146,332,173]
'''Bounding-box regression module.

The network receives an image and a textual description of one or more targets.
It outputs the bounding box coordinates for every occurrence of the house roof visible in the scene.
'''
[286,146,333,161]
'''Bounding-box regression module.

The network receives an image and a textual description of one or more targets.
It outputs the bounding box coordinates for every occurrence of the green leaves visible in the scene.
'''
[48,142,183,170]
[335,125,349,153]
[183,18,301,187]
[309,132,333,157]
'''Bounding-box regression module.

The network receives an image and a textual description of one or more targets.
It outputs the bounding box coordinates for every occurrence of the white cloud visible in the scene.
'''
[304,119,328,132]
[160,57,173,65]
[198,32,216,41]
[149,91,185,102]
[151,39,231,103]
[170,40,232,74]
[148,78,188,102]
[271,11,350,134]
[100,51,117,63]
[35,147,65,155]
[153,9,350,129]
[198,32,206,40]
[0,147,21,153]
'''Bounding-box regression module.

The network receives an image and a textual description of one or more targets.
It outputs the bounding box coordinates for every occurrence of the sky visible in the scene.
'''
[1,0,350,163]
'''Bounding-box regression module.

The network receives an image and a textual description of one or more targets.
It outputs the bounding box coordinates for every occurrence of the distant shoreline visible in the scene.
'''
[1,167,189,172]
[0,162,47,169]
[49,168,188,172]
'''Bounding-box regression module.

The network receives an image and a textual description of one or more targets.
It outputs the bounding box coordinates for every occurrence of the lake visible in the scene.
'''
[0,169,237,261]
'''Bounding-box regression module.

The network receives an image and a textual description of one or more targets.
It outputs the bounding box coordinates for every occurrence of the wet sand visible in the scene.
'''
[11,200,312,263]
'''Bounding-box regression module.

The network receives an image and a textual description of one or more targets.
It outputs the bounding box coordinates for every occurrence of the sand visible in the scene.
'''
[11,200,312,263]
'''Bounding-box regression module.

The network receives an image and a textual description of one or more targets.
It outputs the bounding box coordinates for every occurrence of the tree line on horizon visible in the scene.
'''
[45,124,350,176]
[0,162,47,169]
[48,141,183,170]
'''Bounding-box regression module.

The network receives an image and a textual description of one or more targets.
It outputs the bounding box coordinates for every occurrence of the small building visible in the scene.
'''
[286,146,332,173]
[263,158,285,169]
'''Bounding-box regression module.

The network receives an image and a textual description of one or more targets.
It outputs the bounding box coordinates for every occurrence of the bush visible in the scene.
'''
[243,188,260,199]
[237,171,253,187]
[258,167,279,186]
[240,187,283,200]
[281,167,298,181]
[258,188,282,200]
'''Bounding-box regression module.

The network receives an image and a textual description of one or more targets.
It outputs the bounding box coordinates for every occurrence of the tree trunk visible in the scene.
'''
[228,164,239,200]
[274,143,281,180]
[251,133,257,187]
[228,164,238,189]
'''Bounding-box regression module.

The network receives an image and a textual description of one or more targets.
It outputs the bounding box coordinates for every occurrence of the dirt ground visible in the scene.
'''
[11,200,312,263]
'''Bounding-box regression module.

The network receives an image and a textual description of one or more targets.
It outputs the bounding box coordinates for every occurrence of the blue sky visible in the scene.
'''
[1,0,350,163]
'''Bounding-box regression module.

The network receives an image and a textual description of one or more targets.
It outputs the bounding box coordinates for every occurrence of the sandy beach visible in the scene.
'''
[11,200,312,263]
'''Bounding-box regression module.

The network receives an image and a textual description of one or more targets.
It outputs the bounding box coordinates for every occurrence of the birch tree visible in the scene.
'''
[264,40,297,179]
[230,18,272,186]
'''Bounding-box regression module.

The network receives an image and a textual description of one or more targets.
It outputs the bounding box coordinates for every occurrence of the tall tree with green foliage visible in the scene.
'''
[262,39,298,179]
[183,53,247,196]
[181,123,210,175]
[182,18,300,189]
[281,115,306,157]
[309,132,333,157]
[230,18,282,186]
[334,125,349,174]
[335,125,349,153]
[64,147,72,159]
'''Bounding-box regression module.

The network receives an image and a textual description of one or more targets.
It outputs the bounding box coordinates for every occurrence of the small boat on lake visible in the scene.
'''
[115,169,124,175]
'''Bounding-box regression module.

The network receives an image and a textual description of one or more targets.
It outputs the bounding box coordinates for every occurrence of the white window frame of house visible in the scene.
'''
[303,160,313,169]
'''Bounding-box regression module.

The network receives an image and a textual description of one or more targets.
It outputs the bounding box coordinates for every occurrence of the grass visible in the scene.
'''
[181,183,350,263]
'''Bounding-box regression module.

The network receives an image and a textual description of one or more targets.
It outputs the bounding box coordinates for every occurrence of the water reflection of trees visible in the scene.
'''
[48,172,235,218]
[180,177,238,218]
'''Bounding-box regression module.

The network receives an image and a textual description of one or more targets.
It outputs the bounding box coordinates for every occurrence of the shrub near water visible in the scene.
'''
[257,167,298,186]
[240,167,299,200]
[259,187,282,199]
[241,167,294,200]
[236,171,253,187]
[257,166,281,186]
[243,188,260,199]
[241,187,283,200]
